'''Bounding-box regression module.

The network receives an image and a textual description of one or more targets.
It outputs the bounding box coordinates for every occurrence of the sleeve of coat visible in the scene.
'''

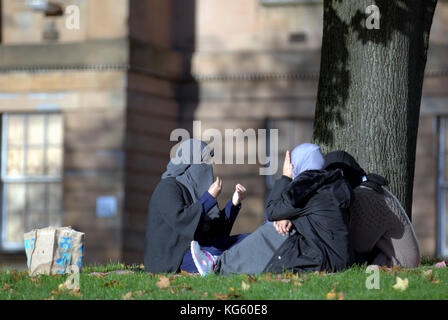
[196,206,233,241]
[265,176,299,221]
[154,180,204,239]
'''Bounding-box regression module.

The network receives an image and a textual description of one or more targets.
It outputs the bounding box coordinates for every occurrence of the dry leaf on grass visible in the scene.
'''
[392,277,409,291]
[121,290,144,300]
[325,291,336,300]
[2,283,13,293]
[29,278,41,287]
[213,293,240,300]
[422,269,433,277]
[428,275,440,284]
[122,292,133,300]
[325,290,344,300]
[245,275,257,283]
[156,276,171,289]
[58,277,80,291]
[104,280,125,288]
[69,289,82,297]
[241,281,250,291]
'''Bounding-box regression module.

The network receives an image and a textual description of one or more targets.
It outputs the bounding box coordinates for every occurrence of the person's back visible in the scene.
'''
[145,177,200,273]
[349,185,420,268]
[323,150,420,268]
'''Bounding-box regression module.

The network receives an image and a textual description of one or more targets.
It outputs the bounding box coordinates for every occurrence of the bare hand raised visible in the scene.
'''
[282,150,293,179]
[232,184,247,206]
[208,176,222,199]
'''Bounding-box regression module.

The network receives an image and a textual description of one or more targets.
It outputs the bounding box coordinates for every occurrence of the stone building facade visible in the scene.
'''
[0,0,447,269]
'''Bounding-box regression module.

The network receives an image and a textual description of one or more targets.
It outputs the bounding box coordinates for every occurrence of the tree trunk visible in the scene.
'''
[312,0,438,219]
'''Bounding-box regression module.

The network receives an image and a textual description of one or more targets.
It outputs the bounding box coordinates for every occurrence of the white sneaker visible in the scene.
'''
[190,241,217,276]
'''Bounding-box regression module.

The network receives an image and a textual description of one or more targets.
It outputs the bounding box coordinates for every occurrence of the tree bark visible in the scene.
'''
[312,0,438,219]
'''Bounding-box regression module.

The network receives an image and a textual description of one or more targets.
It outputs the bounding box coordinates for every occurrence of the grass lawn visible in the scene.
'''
[0,259,447,300]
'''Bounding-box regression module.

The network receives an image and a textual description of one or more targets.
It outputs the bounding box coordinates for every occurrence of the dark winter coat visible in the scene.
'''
[264,169,355,273]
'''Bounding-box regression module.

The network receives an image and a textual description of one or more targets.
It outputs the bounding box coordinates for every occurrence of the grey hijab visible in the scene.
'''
[162,139,220,218]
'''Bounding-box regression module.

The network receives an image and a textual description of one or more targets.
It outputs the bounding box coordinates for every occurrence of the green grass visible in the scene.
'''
[0,261,447,300]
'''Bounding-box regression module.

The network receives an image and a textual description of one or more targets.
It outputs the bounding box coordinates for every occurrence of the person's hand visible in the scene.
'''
[273,219,292,236]
[208,176,222,199]
[282,150,293,179]
[232,184,247,206]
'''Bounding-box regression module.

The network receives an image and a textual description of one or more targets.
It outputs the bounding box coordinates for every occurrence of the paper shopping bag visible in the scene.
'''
[24,226,85,276]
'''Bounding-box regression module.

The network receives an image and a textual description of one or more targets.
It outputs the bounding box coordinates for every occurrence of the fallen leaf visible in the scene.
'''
[44,296,55,300]
[104,280,125,288]
[241,281,250,291]
[245,275,257,283]
[2,283,13,293]
[428,275,440,284]
[122,292,133,300]
[69,289,82,297]
[392,277,409,291]
[156,276,170,289]
[88,272,106,278]
[326,291,336,300]
[133,290,143,297]
[180,270,194,276]
[11,270,27,282]
[337,292,345,300]
[213,293,240,300]
[58,282,68,291]
[422,269,433,277]
[201,292,209,297]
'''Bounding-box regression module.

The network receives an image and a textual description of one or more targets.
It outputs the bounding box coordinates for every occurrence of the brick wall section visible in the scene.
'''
[122,75,180,264]
[412,116,438,257]
[0,70,127,266]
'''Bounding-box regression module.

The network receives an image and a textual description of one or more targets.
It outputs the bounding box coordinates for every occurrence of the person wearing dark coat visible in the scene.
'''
[190,143,355,275]
[323,151,420,268]
[144,138,248,274]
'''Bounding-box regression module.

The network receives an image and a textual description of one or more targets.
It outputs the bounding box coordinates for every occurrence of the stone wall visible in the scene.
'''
[0,68,127,265]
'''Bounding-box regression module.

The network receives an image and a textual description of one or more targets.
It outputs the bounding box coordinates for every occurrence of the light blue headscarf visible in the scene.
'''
[290,143,325,179]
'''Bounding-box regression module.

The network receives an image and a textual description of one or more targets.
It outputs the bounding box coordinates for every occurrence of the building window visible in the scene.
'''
[1,113,64,251]
[437,116,448,257]
[265,118,314,194]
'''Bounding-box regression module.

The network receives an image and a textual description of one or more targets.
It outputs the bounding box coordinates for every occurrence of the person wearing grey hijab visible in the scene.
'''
[161,138,221,220]
[144,138,248,274]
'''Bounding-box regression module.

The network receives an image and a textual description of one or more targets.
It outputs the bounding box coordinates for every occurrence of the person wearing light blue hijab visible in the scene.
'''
[267,143,325,234]
[291,143,325,179]
[190,143,352,276]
